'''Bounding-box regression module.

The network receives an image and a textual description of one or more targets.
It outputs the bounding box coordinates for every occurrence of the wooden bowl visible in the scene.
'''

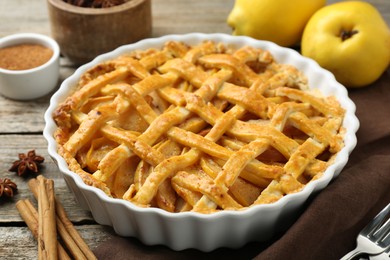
[46,0,152,65]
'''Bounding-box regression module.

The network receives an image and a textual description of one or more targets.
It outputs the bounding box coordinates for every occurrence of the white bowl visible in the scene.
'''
[0,33,60,100]
[44,33,359,251]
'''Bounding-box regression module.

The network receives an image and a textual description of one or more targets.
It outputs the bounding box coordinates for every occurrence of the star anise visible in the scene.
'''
[0,178,17,198]
[9,150,45,176]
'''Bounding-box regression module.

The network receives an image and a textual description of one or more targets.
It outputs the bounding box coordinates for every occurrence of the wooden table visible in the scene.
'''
[0,0,388,258]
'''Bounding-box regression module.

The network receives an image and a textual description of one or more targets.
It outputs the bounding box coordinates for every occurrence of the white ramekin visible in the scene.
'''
[0,33,60,100]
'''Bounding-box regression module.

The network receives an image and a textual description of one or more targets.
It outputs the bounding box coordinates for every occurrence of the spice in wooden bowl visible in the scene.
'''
[64,0,128,8]
[0,44,53,71]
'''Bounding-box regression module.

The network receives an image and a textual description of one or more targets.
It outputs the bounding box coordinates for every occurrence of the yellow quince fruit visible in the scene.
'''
[227,0,326,47]
[301,1,390,88]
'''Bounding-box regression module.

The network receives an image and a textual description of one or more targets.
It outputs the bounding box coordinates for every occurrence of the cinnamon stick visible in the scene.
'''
[29,176,97,260]
[30,178,86,259]
[16,199,71,260]
[56,215,87,260]
[55,203,94,260]
[38,177,58,260]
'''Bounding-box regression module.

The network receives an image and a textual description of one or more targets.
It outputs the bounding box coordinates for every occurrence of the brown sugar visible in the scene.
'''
[0,44,53,70]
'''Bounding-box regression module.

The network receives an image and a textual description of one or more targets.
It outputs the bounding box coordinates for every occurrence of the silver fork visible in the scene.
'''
[369,245,390,260]
[340,203,390,260]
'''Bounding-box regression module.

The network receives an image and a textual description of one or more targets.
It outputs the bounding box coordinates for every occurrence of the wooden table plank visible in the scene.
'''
[0,0,51,37]
[0,225,114,259]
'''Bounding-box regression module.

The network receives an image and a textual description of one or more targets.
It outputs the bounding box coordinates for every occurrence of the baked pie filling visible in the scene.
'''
[53,41,345,213]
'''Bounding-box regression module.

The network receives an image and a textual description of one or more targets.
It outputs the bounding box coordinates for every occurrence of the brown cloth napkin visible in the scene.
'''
[93,69,390,260]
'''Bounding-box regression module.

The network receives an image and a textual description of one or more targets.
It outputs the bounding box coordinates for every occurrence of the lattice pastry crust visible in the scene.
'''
[53,41,345,213]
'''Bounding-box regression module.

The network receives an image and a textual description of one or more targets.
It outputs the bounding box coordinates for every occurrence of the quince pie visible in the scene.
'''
[53,40,345,213]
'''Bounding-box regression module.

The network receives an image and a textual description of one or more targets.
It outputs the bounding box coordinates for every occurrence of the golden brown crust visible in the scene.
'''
[52,41,345,213]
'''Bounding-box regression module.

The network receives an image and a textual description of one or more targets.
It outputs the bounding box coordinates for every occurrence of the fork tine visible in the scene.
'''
[373,217,390,240]
[363,203,390,237]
